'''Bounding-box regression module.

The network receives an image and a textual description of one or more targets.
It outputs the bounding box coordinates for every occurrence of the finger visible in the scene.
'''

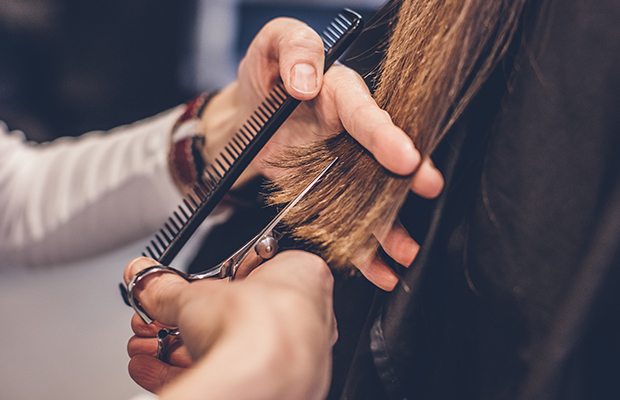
[123,256,157,285]
[127,336,192,368]
[249,251,334,301]
[320,66,420,175]
[123,257,191,327]
[131,313,164,337]
[127,335,157,358]
[379,220,420,268]
[410,158,444,199]
[354,254,399,291]
[128,354,188,394]
[246,18,324,100]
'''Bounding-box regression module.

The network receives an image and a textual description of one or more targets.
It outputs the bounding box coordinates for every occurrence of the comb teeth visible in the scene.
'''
[141,9,362,266]
[321,12,354,51]
[144,199,195,259]
[215,83,287,166]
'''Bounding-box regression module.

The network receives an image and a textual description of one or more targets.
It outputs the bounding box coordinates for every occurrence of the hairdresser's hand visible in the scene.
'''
[199,17,443,196]
[200,17,443,290]
[126,314,192,393]
[123,251,336,399]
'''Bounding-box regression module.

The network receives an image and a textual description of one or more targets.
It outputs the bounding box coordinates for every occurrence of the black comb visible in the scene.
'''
[144,9,363,266]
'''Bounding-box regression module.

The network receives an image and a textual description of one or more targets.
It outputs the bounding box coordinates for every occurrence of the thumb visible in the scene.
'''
[123,257,190,328]
[246,18,324,100]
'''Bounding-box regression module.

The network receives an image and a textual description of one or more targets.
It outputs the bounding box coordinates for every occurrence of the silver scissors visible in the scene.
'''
[125,157,337,360]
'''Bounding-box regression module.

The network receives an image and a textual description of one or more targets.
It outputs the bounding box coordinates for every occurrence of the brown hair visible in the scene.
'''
[268,0,528,268]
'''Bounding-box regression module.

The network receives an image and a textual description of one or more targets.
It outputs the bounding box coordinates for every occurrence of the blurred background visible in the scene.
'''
[0,0,381,399]
[0,0,381,143]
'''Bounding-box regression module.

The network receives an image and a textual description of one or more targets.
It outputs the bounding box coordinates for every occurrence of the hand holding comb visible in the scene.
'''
[120,9,363,304]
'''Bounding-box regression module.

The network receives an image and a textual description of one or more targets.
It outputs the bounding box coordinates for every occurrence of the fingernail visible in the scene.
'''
[290,63,317,94]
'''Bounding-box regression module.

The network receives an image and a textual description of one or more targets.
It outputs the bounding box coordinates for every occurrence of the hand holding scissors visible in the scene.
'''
[125,159,337,360]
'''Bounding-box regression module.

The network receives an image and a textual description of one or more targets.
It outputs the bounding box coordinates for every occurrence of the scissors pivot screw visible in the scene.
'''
[256,236,278,259]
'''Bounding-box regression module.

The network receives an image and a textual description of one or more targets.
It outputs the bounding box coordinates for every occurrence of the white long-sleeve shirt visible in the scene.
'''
[0,107,185,267]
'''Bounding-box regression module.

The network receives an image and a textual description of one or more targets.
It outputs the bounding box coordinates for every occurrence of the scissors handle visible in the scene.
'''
[157,327,181,361]
[125,236,277,324]
[125,265,191,324]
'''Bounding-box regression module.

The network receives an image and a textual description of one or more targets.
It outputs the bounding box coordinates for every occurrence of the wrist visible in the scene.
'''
[168,83,264,196]
[197,83,239,158]
[198,83,262,188]
[169,91,220,194]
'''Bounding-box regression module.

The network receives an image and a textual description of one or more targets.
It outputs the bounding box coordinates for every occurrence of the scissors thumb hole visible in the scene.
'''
[127,265,191,325]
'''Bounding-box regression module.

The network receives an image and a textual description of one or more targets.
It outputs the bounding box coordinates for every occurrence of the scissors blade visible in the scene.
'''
[194,157,338,280]
[261,156,338,237]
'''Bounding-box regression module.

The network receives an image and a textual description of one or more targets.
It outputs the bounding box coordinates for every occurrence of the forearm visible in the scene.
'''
[0,108,184,267]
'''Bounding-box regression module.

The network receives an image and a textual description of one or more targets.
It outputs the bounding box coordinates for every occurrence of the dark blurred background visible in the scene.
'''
[0,0,379,143]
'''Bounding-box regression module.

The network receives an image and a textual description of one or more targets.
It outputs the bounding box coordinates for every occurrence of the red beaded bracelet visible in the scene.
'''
[169,91,219,189]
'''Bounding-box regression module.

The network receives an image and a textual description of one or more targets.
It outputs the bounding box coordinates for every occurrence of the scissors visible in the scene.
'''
[125,158,337,359]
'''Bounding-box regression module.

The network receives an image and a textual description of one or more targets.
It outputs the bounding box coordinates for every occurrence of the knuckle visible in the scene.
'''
[264,16,298,30]
[283,27,323,55]
[325,65,365,87]
[124,256,158,283]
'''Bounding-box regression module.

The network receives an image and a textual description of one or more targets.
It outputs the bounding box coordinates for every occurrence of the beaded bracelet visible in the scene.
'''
[169,91,219,189]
